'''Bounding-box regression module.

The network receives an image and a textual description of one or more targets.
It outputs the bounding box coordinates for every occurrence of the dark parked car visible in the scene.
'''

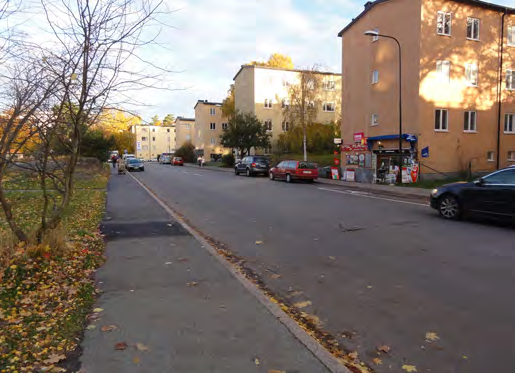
[269,160,319,183]
[430,166,514,221]
[126,158,145,172]
[234,156,270,176]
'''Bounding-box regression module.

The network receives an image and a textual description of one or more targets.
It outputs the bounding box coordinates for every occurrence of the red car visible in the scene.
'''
[269,160,318,183]
[172,157,184,166]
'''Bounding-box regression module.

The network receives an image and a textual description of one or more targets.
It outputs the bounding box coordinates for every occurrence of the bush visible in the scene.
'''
[221,153,235,167]
[174,141,196,163]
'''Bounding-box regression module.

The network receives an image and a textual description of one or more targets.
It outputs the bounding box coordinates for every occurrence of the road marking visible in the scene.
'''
[194,173,202,176]
[318,187,429,207]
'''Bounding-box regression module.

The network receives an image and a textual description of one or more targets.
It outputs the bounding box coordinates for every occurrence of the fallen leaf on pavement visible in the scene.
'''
[115,342,128,350]
[463,356,468,359]
[402,365,417,372]
[377,345,391,354]
[133,356,140,364]
[286,291,303,297]
[86,325,96,330]
[372,358,382,365]
[329,256,335,260]
[93,308,103,313]
[425,332,440,341]
[135,342,149,351]
[268,370,286,373]
[255,241,263,245]
[43,354,66,364]
[101,325,118,332]
[178,258,188,262]
[293,301,312,309]
[305,314,322,326]
[165,262,172,265]
[254,358,260,365]
[187,282,198,287]
[270,273,282,279]
[347,351,358,360]
[367,285,373,289]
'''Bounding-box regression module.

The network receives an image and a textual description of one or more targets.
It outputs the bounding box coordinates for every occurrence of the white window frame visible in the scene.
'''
[435,109,449,132]
[464,111,477,132]
[210,137,216,145]
[210,108,216,116]
[264,119,272,132]
[487,151,495,162]
[323,80,335,90]
[505,113,514,134]
[508,151,515,161]
[222,123,228,131]
[281,98,290,108]
[465,63,478,87]
[209,122,216,130]
[507,69,514,90]
[372,28,379,42]
[371,113,379,126]
[371,70,379,85]
[467,17,480,40]
[323,102,335,112]
[508,25,515,47]
[141,136,147,141]
[437,11,452,36]
[436,60,451,83]
[281,121,289,132]
[264,99,273,109]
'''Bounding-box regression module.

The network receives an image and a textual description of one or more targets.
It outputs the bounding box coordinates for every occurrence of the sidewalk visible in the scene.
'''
[80,169,331,372]
[183,163,430,200]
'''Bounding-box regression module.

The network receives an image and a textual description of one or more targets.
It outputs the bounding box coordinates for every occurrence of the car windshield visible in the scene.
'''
[128,159,140,164]
[254,157,269,164]
[175,158,182,161]
[298,162,317,169]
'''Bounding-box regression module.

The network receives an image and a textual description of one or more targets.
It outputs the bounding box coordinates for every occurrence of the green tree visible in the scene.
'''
[150,115,161,126]
[163,114,175,126]
[112,131,136,154]
[175,141,196,163]
[221,84,235,119]
[80,130,116,161]
[220,111,271,159]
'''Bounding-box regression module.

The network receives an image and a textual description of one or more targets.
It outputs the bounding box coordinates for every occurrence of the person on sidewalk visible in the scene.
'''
[201,156,206,167]
[111,155,117,168]
[197,156,202,167]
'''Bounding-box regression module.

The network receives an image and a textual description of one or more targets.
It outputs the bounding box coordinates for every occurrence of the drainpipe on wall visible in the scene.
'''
[496,9,507,170]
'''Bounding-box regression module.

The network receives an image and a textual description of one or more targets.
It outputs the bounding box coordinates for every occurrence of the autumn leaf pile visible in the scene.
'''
[0,178,107,372]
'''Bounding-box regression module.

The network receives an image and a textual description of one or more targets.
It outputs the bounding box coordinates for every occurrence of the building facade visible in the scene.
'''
[234,65,342,152]
[339,0,514,182]
[131,125,176,160]
[193,100,230,161]
[174,116,195,149]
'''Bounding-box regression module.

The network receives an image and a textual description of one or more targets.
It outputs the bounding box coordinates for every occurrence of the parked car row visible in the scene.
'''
[234,156,319,183]
[158,155,184,166]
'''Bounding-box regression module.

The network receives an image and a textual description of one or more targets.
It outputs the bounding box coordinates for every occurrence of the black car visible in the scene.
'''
[235,156,270,176]
[430,167,514,221]
[126,158,145,172]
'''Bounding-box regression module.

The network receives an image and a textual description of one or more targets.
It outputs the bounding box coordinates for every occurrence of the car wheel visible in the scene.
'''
[438,194,461,220]
[235,168,239,176]
[246,168,251,177]
[286,174,292,183]
[269,172,275,180]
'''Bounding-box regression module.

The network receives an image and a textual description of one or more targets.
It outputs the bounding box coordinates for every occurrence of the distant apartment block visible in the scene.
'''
[193,100,231,161]
[174,116,195,148]
[130,125,176,160]
[339,0,514,182]
[233,65,342,152]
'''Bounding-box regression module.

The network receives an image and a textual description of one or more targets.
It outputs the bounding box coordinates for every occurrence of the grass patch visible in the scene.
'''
[400,176,469,189]
[0,169,108,372]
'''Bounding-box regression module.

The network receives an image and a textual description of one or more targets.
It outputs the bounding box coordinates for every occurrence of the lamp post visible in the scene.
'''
[364,30,403,183]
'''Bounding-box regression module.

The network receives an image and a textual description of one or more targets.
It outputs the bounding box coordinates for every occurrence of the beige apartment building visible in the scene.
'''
[174,116,195,148]
[193,100,231,161]
[130,125,176,160]
[339,0,514,183]
[234,65,342,152]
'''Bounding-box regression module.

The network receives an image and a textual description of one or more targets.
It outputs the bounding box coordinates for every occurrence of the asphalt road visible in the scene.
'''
[132,163,515,373]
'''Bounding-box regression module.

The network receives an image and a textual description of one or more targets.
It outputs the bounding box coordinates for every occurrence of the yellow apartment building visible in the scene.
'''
[193,100,231,161]
[233,65,342,152]
[339,0,514,183]
[174,116,195,148]
[130,125,176,161]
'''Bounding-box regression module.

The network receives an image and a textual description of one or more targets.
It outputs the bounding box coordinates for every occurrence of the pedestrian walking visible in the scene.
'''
[201,156,205,167]
[197,156,202,167]
[111,154,117,168]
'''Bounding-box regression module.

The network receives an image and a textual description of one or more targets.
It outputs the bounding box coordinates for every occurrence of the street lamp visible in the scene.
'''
[364,30,403,183]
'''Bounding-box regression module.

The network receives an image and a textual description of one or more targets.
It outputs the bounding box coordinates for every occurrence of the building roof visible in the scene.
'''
[175,116,195,122]
[194,100,222,110]
[233,64,342,82]
[337,0,514,37]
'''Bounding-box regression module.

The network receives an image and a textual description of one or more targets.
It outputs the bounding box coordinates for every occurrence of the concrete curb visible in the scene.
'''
[128,172,351,373]
[183,163,429,202]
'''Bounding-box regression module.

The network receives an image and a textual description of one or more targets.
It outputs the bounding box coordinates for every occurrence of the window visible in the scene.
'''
[508,25,515,46]
[152,128,156,132]
[372,28,379,42]
[371,70,379,84]
[307,101,315,109]
[464,111,477,132]
[281,99,290,108]
[487,151,495,162]
[210,123,216,130]
[483,169,515,184]
[167,128,170,133]
[281,121,289,132]
[210,138,216,145]
[210,108,216,116]
[323,80,335,90]
[508,151,515,161]
[465,63,478,86]
[282,78,291,87]
[142,145,148,150]
[264,119,272,132]
[152,145,156,151]
[306,80,315,90]
[222,123,228,130]
[152,137,156,141]
[437,11,452,36]
[141,136,147,141]
[141,128,148,132]
[436,60,450,82]
[435,109,449,131]
[507,69,514,90]
[467,18,480,40]
[323,102,335,112]
[371,113,379,126]
[185,124,190,129]
[264,99,273,109]
[505,113,514,133]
